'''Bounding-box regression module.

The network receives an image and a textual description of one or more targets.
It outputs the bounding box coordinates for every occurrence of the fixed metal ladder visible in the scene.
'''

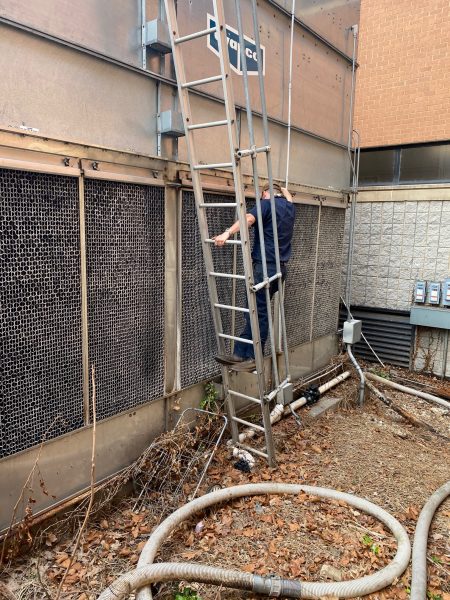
[164,0,291,467]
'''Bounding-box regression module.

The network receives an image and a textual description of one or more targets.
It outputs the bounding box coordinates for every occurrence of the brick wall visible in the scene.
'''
[354,0,450,147]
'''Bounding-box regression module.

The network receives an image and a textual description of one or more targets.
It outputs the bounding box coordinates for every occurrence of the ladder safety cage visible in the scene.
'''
[164,0,292,467]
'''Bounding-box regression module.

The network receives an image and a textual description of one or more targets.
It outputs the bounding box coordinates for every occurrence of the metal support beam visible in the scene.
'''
[78,173,90,425]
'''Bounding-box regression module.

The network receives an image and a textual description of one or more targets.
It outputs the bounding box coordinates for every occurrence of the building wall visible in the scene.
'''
[354,0,450,148]
[343,187,450,376]
[0,0,358,530]
[344,193,450,311]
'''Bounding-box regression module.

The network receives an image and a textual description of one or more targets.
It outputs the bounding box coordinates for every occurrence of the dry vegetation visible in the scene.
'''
[1,369,449,600]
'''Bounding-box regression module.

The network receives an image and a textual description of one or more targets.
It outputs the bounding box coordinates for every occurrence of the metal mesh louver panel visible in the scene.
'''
[285,204,319,347]
[1,170,83,458]
[181,192,248,389]
[85,181,165,420]
[312,206,345,339]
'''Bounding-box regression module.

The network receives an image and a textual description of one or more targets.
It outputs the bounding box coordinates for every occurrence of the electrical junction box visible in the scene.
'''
[277,382,294,406]
[413,280,426,304]
[442,279,450,307]
[428,281,441,305]
[145,19,172,54]
[343,319,362,344]
[159,110,185,137]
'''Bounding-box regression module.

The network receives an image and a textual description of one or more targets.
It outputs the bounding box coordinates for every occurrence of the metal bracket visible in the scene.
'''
[236,144,271,159]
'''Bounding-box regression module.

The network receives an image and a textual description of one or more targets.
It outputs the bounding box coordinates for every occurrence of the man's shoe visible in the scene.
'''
[215,354,246,366]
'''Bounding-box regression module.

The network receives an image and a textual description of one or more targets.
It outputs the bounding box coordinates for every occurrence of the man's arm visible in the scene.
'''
[214,213,256,246]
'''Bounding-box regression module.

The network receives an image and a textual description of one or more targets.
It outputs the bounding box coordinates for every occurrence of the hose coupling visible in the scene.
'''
[253,575,303,598]
[253,575,282,597]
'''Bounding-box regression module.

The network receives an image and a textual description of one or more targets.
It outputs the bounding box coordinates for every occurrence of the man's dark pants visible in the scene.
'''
[233,261,287,360]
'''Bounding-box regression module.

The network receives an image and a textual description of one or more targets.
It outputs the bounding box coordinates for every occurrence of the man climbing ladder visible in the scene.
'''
[214,184,295,370]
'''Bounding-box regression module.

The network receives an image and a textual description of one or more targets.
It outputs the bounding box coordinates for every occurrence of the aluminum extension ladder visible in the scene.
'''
[164,0,291,467]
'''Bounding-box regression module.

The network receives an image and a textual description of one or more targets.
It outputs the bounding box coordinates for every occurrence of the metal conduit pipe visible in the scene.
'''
[347,345,365,406]
[100,483,410,600]
[410,480,450,600]
[238,371,351,443]
[365,372,450,411]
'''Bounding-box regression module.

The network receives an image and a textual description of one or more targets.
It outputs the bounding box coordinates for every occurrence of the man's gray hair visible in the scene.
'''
[262,182,283,195]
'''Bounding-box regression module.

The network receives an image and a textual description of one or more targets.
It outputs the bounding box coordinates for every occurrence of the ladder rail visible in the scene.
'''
[249,0,292,383]
[163,0,278,468]
[235,0,281,391]
[213,0,276,466]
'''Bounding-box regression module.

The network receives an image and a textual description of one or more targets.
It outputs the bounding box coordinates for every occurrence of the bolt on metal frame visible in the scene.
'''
[164,0,292,466]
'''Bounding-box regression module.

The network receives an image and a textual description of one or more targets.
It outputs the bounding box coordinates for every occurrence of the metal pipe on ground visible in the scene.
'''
[410,480,450,600]
[347,345,365,406]
[102,483,410,600]
[238,371,351,443]
[365,372,450,411]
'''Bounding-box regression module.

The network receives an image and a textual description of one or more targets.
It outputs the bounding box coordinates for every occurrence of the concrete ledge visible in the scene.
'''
[306,396,341,420]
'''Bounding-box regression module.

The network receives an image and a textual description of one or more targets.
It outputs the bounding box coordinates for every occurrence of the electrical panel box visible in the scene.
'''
[145,19,172,54]
[428,282,441,305]
[277,382,294,406]
[414,280,426,304]
[442,279,450,307]
[343,319,362,344]
[159,110,185,137]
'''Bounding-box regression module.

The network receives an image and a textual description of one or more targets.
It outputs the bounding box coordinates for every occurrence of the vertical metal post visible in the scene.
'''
[141,0,147,70]
[309,199,322,342]
[78,174,90,425]
[249,0,291,383]
[344,24,359,322]
[164,181,181,394]
[285,0,296,187]
[441,330,449,380]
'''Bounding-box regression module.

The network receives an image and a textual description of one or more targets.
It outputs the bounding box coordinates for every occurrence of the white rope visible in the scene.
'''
[285,0,296,188]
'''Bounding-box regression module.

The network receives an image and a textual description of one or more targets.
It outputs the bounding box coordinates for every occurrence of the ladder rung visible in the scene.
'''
[232,416,265,432]
[266,377,291,402]
[199,203,237,208]
[228,389,261,404]
[236,145,271,158]
[214,303,249,313]
[182,74,223,89]
[219,333,254,345]
[175,26,217,45]
[209,272,245,280]
[194,162,233,170]
[252,272,282,292]
[187,120,229,131]
[205,238,242,245]
[236,443,269,459]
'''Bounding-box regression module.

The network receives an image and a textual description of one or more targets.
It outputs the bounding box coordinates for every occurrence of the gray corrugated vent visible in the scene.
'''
[339,306,412,367]
[285,204,319,347]
[85,180,165,421]
[1,170,83,458]
[180,192,245,388]
[285,205,345,347]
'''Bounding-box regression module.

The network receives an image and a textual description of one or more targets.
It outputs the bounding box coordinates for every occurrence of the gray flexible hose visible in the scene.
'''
[410,480,450,600]
[98,483,410,600]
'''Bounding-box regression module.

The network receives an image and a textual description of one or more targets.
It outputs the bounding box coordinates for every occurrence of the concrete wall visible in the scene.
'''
[344,185,450,376]
[344,188,450,311]
[354,0,450,147]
